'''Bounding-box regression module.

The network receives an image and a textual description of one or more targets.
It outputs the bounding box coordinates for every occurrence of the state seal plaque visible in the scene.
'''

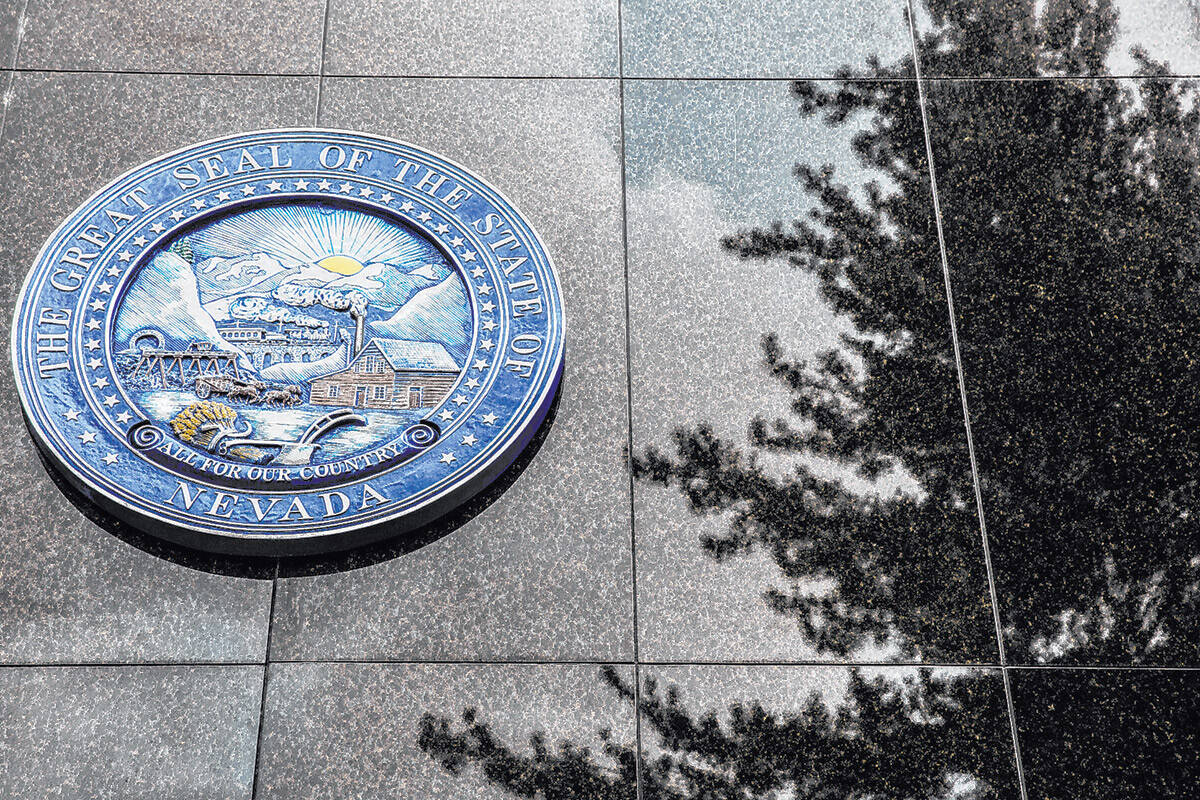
[11,130,564,555]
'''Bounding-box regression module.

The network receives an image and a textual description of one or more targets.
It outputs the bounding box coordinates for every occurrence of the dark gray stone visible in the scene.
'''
[641,665,1019,797]
[624,80,997,663]
[324,0,618,77]
[0,665,262,799]
[0,72,318,663]
[0,2,20,69]
[256,662,636,800]
[621,0,913,78]
[17,0,326,73]
[268,77,633,662]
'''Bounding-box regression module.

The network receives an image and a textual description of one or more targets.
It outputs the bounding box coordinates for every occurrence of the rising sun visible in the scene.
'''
[317,254,365,276]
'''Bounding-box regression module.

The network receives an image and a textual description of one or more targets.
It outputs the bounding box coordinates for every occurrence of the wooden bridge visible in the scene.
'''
[129,344,243,387]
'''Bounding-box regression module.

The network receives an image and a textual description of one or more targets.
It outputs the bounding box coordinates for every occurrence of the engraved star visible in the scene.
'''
[476,284,492,296]
[480,301,496,313]
[449,236,465,248]
[416,211,433,222]
[294,179,310,190]
[465,377,481,389]
[214,190,231,201]
[150,222,166,233]
[97,281,113,294]
[131,235,148,247]
[92,377,109,389]
[102,453,119,465]
[117,251,132,263]
[452,394,468,406]
[337,182,353,193]
[479,338,494,351]
[115,411,132,424]
[79,431,96,444]
[87,357,102,369]
[316,179,332,191]
[102,394,118,408]
[470,266,485,279]
[63,409,81,421]
[241,184,257,196]
[481,412,498,425]
[266,181,284,192]
[434,223,450,234]
[398,200,414,212]
[472,359,489,371]
[439,452,456,464]
[379,192,394,203]
[191,198,206,210]
[106,265,121,277]
[461,251,477,262]
[461,434,478,446]
[169,209,185,221]
[438,409,454,422]
[85,319,102,331]
[84,339,100,351]
[481,320,497,332]
[89,299,106,312]
[358,187,373,198]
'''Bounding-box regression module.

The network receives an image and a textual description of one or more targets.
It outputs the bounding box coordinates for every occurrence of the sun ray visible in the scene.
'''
[187,202,430,268]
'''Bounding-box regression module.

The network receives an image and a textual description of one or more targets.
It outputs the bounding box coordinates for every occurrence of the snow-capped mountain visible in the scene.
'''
[371,276,471,361]
[194,252,295,302]
[114,251,253,369]
[196,252,448,313]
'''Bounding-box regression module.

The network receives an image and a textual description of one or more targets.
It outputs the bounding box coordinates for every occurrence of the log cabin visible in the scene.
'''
[309,338,460,410]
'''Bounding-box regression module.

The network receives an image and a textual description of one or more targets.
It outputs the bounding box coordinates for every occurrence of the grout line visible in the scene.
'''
[3,658,1200,670]
[616,3,645,799]
[905,5,1029,799]
[313,0,334,124]
[9,0,32,70]
[0,70,16,146]
[2,65,1197,83]
[250,560,280,800]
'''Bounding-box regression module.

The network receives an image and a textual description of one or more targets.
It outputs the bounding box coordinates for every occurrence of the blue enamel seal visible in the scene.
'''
[11,130,564,555]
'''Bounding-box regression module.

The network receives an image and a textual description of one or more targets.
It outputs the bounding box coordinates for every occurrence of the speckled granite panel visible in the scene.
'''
[1013,668,1200,799]
[17,0,327,73]
[0,2,20,69]
[621,0,914,78]
[639,665,1020,799]
[0,665,262,800]
[912,0,1200,77]
[269,78,633,661]
[0,72,317,663]
[255,662,637,800]
[625,79,998,664]
[324,0,619,77]
[926,77,1200,666]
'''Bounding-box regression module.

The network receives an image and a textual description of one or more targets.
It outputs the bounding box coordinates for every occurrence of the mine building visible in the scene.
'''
[309,338,461,410]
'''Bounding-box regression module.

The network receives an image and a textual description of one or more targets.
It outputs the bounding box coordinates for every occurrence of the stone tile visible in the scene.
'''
[0,72,318,663]
[1013,668,1200,798]
[17,0,326,73]
[621,0,914,78]
[913,0,1200,77]
[639,665,1019,799]
[625,80,998,664]
[925,77,1200,665]
[324,0,618,77]
[0,665,262,799]
[0,1,21,69]
[256,662,636,800]
[269,78,632,661]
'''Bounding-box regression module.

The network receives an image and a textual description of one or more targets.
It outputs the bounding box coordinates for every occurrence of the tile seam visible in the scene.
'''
[616,3,645,799]
[905,5,1029,799]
